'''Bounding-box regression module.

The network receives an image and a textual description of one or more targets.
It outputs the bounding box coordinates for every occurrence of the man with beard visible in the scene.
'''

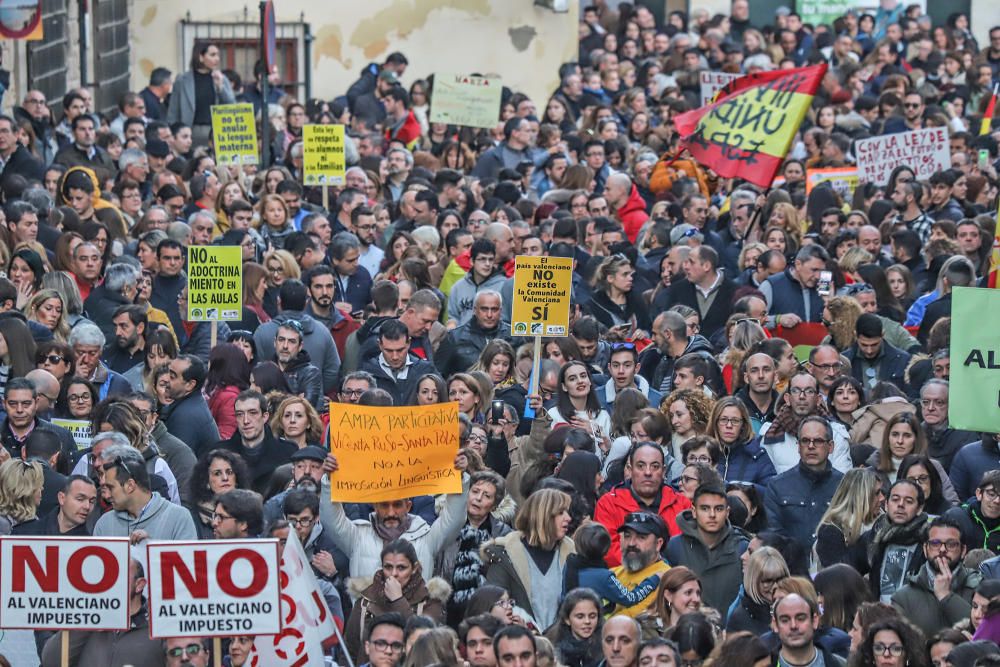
[890,181,933,245]
[320,451,469,589]
[273,321,323,409]
[891,517,982,636]
[211,489,262,539]
[262,445,327,525]
[666,483,748,613]
[866,479,929,602]
[610,512,670,617]
[104,305,146,374]
[771,594,845,667]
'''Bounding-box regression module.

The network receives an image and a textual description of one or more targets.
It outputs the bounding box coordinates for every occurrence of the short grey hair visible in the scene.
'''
[474,290,502,308]
[167,221,191,243]
[69,321,106,348]
[103,262,140,293]
[187,210,216,226]
[920,378,949,396]
[92,437,135,462]
[118,148,148,171]
[387,146,413,167]
[329,231,361,260]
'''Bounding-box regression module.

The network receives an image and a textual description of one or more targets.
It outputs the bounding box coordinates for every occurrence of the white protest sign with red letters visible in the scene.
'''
[146,539,281,638]
[0,536,130,631]
[699,71,740,105]
[855,126,951,185]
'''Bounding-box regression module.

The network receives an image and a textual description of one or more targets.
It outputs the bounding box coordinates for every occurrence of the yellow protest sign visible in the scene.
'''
[328,402,462,502]
[50,419,92,451]
[211,103,258,166]
[805,167,859,200]
[429,74,503,129]
[187,246,242,321]
[303,124,346,186]
[510,255,573,337]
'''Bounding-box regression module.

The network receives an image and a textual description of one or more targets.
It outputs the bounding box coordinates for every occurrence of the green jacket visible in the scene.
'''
[890,561,981,637]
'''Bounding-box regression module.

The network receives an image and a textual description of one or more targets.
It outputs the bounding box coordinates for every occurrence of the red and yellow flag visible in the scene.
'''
[673,63,827,188]
[981,83,998,136]
[989,205,1000,288]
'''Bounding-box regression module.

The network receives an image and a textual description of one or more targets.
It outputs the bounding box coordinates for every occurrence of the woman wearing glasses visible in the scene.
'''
[345,539,449,665]
[56,377,98,421]
[852,616,929,667]
[707,397,776,490]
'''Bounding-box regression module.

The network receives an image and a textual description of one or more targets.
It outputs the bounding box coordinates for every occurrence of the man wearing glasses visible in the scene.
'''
[164,637,210,667]
[15,89,59,164]
[945,471,1000,555]
[892,517,981,637]
[763,415,844,550]
[211,488,263,539]
[0,114,44,182]
[360,613,407,667]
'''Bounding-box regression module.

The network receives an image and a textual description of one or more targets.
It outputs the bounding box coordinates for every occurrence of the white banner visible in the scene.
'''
[250,530,338,667]
[699,71,740,106]
[146,539,281,638]
[0,536,130,631]
[855,127,951,186]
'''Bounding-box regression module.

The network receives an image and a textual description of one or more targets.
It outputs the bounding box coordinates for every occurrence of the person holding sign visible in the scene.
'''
[319,449,470,584]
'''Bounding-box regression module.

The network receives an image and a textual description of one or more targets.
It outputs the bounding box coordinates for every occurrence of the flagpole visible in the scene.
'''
[331,619,356,667]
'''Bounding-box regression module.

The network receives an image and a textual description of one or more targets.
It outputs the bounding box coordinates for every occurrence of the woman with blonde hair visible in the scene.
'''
[270,395,324,448]
[727,546,789,635]
[839,247,874,282]
[815,468,882,573]
[25,289,71,342]
[822,296,862,351]
[262,249,300,316]
[589,255,651,336]
[0,459,44,534]
[469,339,516,389]
[483,488,574,630]
[768,202,804,242]
[448,372,487,422]
[661,388,715,462]
[255,193,295,250]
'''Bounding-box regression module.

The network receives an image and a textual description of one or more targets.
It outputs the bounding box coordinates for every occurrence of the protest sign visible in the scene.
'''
[302,124,346,186]
[0,536,130,630]
[855,127,950,185]
[805,167,859,200]
[511,255,573,337]
[146,539,281,638]
[797,0,855,28]
[211,103,258,166]
[699,71,740,106]
[429,74,503,129]
[948,287,1000,433]
[328,402,461,502]
[50,418,92,452]
[187,246,242,322]
[249,530,337,666]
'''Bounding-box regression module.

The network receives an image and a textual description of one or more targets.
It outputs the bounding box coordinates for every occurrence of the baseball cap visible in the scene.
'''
[378,70,399,84]
[618,512,665,538]
[290,446,328,463]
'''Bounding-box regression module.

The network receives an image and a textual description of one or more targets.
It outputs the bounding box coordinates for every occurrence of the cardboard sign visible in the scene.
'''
[855,127,950,185]
[328,402,462,502]
[0,537,130,630]
[510,255,573,337]
[948,287,1000,433]
[430,74,503,129]
[51,418,92,451]
[805,167,859,200]
[211,103,259,166]
[699,71,740,106]
[302,124,346,186]
[146,540,281,638]
[187,246,242,321]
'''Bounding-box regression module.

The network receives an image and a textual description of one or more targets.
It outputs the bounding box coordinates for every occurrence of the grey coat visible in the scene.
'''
[166,69,236,126]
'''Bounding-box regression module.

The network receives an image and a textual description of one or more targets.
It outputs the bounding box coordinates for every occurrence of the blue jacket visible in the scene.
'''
[162,390,221,457]
[844,340,911,393]
[333,266,373,316]
[949,437,1000,503]
[718,438,777,493]
[763,268,824,322]
[574,564,661,608]
[764,462,844,549]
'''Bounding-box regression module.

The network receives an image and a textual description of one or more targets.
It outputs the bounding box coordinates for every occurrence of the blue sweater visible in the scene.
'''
[574,566,660,607]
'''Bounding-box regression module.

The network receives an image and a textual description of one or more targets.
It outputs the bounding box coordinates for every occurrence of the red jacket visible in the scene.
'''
[616,184,650,243]
[593,483,691,567]
[208,385,241,440]
[385,110,421,151]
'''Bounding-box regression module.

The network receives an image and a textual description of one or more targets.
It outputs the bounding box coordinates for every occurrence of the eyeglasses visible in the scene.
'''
[788,387,818,396]
[903,103,922,109]
[370,639,405,654]
[717,417,743,426]
[926,538,962,550]
[42,354,65,365]
[907,474,931,485]
[810,362,842,372]
[25,98,46,105]
[686,455,712,464]
[680,474,699,485]
[284,515,315,527]
[610,342,636,351]
[494,598,515,609]
[873,643,904,657]
[166,643,205,658]
[68,393,92,403]
[468,434,488,444]
[843,283,874,295]
[982,487,1000,501]
[799,437,830,448]
[211,512,235,522]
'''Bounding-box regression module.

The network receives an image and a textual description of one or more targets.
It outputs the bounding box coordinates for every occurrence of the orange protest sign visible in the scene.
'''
[328,402,462,502]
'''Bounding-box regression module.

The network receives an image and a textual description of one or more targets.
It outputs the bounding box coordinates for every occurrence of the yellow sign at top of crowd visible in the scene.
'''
[510,255,574,337]
[302,124,347,186]
[210,104,258,166]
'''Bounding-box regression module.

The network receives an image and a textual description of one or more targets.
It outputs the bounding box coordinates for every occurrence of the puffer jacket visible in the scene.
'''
[665,510,748,613]
[616,184,649,243]
[718,437,777,492]
[849,398,916,447]
[594,483,691,567]
[281,348,324,409]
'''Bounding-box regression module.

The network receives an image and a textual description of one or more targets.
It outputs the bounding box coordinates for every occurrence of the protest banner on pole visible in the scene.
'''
[855,127,951,185]
[187,246,243,322]
[328,402,461,503]
[804,167,859,200]
[249,530,338,666]
[211,103,259,166]
[429,74,503,128]
[0,537,130,631]
[50,418,92,452]
[948,287,1000,433]
[302,124,346,186]
[699,71,740,106]
[511,255,573,338]
[146,539,281,638]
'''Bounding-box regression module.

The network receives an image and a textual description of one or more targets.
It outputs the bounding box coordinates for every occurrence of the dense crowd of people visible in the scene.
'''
[0,0,999,665]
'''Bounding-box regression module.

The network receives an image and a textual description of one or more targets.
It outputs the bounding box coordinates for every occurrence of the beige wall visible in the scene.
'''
[129,0,579,108]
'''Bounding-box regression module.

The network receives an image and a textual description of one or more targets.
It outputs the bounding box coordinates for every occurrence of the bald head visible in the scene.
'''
[602,615,641,666]
[26,368,60,413]
[605,172,634,209]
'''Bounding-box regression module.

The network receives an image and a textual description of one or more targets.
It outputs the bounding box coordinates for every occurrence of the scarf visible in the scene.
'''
[371,512,413,543]
[764,400,832,441]
[367,565,427,607]
[450,520,492,607]
[868,511,929,562]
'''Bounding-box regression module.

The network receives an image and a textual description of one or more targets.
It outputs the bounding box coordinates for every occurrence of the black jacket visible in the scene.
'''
[918,293,952,346]
[162,389,220,457]
[84,285,133,342]
[281,349,324,409]
[658,275,737,340]
[844,340,911,393]
[435,318,514,377]
[215,426,297,494]
[0,143,44,182]
[651,334,722,395]
[0,417,77,467]
[360,355,438,407]
[587,289,652,333]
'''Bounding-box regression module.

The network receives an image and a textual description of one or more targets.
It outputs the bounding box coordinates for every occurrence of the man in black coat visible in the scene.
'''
[23,430,68,516]
[436,291,515,377]
[360,319,437,406]
[657,245,736,341]
[0,115,44,181]
[162,354,220,456]
[844,314,912,394]
[215,390,297,494]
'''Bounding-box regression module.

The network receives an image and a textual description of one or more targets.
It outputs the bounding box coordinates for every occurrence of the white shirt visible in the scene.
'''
[359,245,384,278]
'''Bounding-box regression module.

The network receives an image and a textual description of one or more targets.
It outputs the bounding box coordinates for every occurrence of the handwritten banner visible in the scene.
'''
[855,127,950,186]
[328,402,461,502]
[211,103,258,166]
[699,71,739,106]
[303,124,346,186]
[430,74,503,129]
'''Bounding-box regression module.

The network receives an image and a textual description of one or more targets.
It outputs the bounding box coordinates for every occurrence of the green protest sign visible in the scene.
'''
[949,287,1000,433]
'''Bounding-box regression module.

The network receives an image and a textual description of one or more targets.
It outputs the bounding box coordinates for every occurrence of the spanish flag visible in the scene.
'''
[981,83,998,136]
[673,63,827,188]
